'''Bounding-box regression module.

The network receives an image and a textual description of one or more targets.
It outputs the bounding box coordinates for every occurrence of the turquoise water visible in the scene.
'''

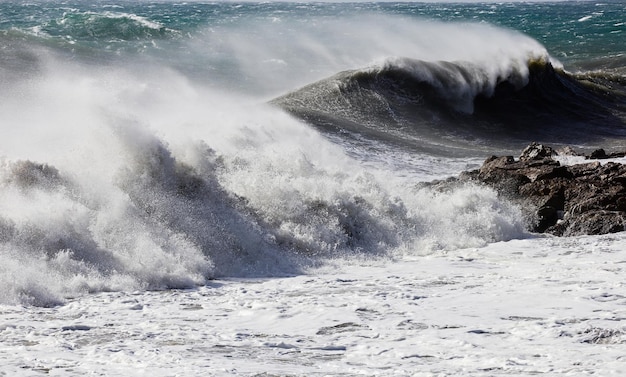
[2,2,623,69]
[384,2,625,67]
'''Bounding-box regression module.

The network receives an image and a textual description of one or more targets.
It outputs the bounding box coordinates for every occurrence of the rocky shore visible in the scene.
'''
[454,143,626,236]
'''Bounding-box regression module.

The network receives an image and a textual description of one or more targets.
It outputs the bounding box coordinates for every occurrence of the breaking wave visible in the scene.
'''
[0,59,529,306]
[273,57,626,156]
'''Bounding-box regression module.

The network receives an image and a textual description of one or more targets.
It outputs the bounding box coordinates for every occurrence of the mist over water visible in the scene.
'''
[1,4,552,96]
[0,1,623,306]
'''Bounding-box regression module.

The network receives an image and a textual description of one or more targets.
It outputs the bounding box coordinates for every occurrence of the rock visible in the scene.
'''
[587,149,626,160]
[568,161,601,177]
[559,211,626,237]
[536,205,559,233]
[457,143,626,236]
[590,148,607,159]
[555,146,580,156]
[519,142,555,161]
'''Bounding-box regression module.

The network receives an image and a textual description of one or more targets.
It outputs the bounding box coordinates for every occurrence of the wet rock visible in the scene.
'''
[555,145,580,157]
[458,143,626,236]
[590,148,607,159]
[519,142,555,162]
[558,210,626,237]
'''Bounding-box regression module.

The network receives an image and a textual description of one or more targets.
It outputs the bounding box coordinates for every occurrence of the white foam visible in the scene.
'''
[2,233,626,375]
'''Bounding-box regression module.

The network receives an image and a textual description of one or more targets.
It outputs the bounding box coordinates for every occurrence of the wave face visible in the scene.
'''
[0,1,625,306]
[273,58,626,156]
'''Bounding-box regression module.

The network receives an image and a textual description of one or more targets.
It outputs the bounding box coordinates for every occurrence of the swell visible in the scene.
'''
[3,3,623,307]
[0,8,179,72]
[272,58,626,156]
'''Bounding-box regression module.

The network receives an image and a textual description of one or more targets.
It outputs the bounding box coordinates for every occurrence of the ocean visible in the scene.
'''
[1,1,625,375]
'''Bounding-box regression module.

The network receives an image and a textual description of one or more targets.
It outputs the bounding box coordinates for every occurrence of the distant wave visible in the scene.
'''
[38,11,176,42]
[272,57,626,156]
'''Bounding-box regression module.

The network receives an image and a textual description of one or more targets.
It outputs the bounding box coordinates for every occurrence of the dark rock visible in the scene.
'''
[590,148,607,159]
[560,211,626,237]
[536,206,559,233]
[568,162,602,178]
[482,155,514,169]
[457,143,626,236]
[543,188,566,210]
[534,165,573,181]
[587,149,626,160]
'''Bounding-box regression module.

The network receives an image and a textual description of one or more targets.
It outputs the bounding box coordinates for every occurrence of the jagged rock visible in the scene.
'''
[458,143,626,236]
[555,146,580,157]
[519,142,555,161]
[557,211,626,237]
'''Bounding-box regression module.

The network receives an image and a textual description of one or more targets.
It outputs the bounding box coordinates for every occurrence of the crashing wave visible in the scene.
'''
[272,57,626,155]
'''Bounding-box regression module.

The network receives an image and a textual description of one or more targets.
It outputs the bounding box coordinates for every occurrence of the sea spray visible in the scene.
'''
[1,2,623,307]
[0,54,529,305]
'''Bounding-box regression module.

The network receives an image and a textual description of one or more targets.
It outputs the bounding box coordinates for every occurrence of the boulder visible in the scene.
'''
[587,148,626,160]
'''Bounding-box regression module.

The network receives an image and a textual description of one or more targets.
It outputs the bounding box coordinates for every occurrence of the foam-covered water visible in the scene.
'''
[2,2,626,375]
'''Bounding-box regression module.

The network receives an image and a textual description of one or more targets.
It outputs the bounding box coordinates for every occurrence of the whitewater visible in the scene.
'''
[1,1,626,375]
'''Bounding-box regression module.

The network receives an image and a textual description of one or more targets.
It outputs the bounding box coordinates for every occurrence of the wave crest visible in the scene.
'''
[273,56,626,155]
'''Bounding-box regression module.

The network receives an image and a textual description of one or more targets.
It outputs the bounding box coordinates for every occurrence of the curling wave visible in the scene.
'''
[272,57,626,156]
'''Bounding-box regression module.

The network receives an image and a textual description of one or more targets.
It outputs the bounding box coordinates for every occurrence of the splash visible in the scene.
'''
[0,15,544,306]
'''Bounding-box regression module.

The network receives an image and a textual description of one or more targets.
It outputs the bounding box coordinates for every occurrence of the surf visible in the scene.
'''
[0,3,624,307]
[0,52,529,306]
